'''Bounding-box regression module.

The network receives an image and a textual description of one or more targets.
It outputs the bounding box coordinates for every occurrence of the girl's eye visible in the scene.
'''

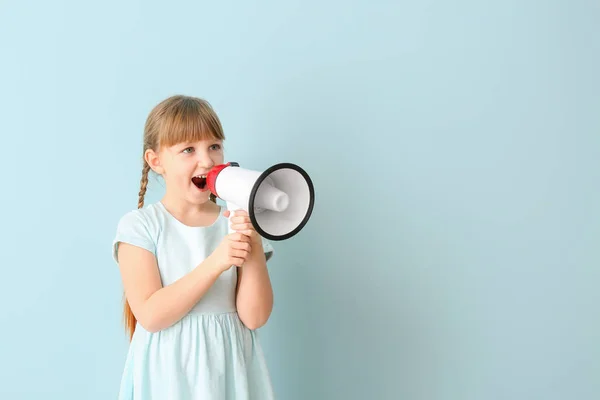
[183,147,194,154]
[210,144,222,151]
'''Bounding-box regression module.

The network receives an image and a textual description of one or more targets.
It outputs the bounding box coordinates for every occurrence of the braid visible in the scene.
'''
[138,163,151,209]
[124,162,151,341]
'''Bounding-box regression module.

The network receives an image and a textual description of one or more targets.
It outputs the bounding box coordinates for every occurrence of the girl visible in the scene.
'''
[112,95,276,399]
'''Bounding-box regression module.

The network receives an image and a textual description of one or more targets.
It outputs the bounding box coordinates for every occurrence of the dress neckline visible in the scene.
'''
[157,201,223,228]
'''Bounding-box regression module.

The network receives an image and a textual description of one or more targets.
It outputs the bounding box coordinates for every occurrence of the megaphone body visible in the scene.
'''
[206,162,314,241]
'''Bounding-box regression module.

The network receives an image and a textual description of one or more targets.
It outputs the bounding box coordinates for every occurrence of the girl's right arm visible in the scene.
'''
[117,243,221,333]
[116,231,252,333]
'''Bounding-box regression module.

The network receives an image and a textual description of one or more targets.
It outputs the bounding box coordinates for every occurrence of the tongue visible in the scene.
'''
[191,177,207,189]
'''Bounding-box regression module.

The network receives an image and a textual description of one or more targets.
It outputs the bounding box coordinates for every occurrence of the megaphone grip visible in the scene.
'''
[225,201,240,235]
[225,201,242,267]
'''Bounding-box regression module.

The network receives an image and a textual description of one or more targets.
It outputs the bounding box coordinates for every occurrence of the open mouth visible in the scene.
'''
[191,175,207,190]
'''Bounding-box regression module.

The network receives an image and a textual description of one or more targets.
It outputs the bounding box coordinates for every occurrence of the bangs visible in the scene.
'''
[157,98,225,148]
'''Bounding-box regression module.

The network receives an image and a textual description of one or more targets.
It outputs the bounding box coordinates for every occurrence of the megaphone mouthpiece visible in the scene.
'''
[254,180,289,212]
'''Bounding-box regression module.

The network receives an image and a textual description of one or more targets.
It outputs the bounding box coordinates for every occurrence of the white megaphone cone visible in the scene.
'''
[206,162,315,241]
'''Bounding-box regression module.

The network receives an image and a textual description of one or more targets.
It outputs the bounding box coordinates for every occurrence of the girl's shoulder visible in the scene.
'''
[115,202,164,232]
[112,203,165,260]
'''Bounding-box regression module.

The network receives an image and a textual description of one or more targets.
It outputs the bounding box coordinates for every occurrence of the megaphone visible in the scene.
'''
[206,162,315,241]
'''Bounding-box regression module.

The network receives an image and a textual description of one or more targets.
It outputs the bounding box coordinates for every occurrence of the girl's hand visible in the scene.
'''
[209,231,252,273]
[224,209,262,246]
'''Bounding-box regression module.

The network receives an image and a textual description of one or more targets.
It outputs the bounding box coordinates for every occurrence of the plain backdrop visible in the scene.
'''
[1,1,598,399]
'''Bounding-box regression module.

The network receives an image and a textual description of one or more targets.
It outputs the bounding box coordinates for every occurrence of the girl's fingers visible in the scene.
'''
[231,241,252,251]
[229,232,251,242]
[230,223,254,231]
[230,215,251,224]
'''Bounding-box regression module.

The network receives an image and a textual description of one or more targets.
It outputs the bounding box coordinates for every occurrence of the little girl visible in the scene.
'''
[112,95,276,399]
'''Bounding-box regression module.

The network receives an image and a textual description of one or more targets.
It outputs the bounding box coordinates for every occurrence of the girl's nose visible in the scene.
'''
[197,153,214,168]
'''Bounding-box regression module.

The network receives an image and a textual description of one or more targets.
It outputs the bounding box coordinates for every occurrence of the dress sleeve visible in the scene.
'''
[261,237,274,262]
[112,211,156,264]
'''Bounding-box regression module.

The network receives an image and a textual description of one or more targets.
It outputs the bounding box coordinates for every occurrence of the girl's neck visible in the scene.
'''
[160,195,220,227]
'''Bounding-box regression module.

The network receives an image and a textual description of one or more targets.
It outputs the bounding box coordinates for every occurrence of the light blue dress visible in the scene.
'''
[112,201,275,399]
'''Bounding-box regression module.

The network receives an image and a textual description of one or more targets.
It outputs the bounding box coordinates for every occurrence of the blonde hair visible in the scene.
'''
[123,95,226,341]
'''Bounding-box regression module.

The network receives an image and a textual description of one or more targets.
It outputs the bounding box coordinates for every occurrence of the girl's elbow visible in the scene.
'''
[138,319,159,333]
[243,319,266,331]
[137,313,164,333]
[239,310,272,330]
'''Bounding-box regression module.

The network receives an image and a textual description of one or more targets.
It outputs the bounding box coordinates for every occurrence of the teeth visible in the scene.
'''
[194,175,207,179]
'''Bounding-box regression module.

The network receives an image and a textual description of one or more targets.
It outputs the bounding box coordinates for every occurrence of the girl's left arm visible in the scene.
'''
[228,210,274,330]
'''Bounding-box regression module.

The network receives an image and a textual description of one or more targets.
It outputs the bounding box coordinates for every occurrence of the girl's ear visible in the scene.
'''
[145,149,164,175]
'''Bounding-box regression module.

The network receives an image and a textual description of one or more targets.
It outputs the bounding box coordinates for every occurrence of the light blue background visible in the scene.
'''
[1,1,598,399]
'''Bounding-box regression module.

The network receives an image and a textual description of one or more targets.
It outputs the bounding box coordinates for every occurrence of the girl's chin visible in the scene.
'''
[189,186,213,203]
